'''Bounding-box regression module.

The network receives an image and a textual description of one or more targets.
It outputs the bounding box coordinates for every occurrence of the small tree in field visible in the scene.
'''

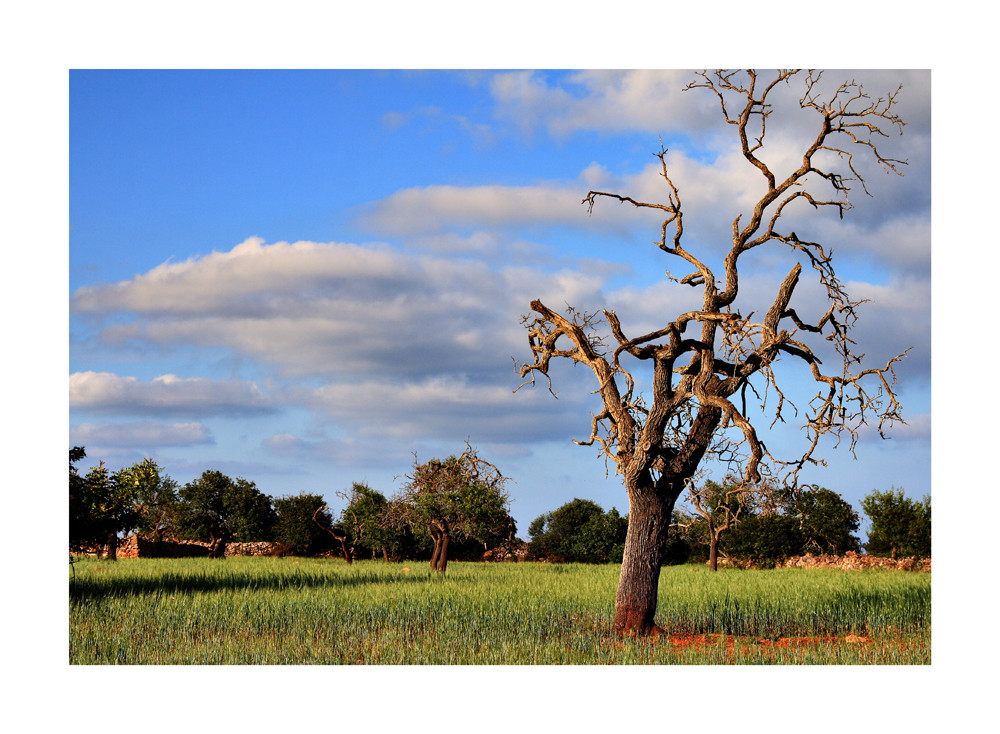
[338,483,402,560]
[527,498,628,563]
[173,470,276,557]
[274,492,331,555]
[861,488,930,559]
[122,458,179,550]
[794,485,861,555]
[69,447,140,559]
[390,446,511,574]
[517,69,909,634]
[310,504,353,563]
[678,476,781,571]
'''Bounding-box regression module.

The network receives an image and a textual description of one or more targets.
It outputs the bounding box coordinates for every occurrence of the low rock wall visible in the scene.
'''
[114,535,281,558]
[781,550,930,572]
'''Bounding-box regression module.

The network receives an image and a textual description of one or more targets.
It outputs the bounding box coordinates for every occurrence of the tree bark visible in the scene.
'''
[612,488,674,635]
[338,537,353,564]
[105,533,118,561]
[437,532,450,574]
[429,530,442,571]
[708,532,719,572]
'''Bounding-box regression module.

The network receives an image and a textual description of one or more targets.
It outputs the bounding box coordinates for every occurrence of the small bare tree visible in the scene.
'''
[678,474,784,571]
[517,70,910,635]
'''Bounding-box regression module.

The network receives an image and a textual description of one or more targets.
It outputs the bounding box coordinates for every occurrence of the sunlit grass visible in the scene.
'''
[69,557,930,664]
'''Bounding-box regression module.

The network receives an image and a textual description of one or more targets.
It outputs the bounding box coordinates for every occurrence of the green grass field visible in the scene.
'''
[69,556,930,664]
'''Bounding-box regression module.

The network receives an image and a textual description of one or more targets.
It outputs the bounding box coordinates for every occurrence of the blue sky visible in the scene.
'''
[68,69,932,535]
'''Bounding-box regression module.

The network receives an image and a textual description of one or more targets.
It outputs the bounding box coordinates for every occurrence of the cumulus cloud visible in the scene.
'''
[490,70,715,138]
[307,373,601,445]
[71,421,213,448]
[72,237,406,315]
[69,371,277,417]
[71,237,614,382]
[357,183,592,236]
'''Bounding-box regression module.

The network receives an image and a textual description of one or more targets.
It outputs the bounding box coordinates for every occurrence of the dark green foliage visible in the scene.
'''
[273,493,333,555]
[724,513,803,566]
[394,451,511,547]
[124,458,179,541]
[69,447,141,553]
[527,498,628,563]
[173,470,276,544]
[663,513,692,565]
[861,488,931,558]
[794,485,861,554]
[340,483,410,559]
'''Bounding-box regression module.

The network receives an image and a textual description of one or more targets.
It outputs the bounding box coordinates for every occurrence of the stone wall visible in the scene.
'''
[482,539,529,562]
[708,550,930,571]
[781,550,931,572]
[114,535,281,558]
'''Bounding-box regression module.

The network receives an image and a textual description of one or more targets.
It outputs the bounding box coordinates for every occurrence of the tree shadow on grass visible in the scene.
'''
[69,563,467,600]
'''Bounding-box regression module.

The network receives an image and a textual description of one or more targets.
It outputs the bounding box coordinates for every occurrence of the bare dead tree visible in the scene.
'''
[678,473,784,571]
[516,69,910,635]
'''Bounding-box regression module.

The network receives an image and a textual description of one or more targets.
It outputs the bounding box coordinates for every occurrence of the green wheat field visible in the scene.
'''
[69,557,930,664]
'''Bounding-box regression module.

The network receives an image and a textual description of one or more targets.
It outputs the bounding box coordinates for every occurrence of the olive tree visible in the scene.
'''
[69,447,141,559]
[861,487,930,559]
[173,470,276,557]
[390,446,511,574]
[517,69,909,635]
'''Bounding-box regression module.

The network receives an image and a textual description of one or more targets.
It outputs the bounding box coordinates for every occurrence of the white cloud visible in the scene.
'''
[71,238,614,382]
[357,183,591,236]
[72,237,404,315]
[307,372,602,446]
[69,371,277,417]
[71,421,213,448]
[490,70,714,138]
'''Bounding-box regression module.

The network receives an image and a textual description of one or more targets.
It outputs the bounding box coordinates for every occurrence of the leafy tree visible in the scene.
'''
[794,485,860,554]
[338,483,405,560]
[173,470,276,557]
[390,446,511,574]
[273,492,333,555]
[515,70,910,634]
[723,512,803,567]
[69,447,97,550]
[861,488,931,559]
[527,498,628,563]
[68,448,141,559]
[120,458,179,547]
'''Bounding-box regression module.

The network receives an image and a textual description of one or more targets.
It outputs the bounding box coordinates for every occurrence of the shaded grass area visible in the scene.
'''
[69,557,930,664]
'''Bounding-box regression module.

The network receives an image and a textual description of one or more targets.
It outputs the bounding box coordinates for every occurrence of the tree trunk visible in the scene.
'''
[382,546,388,562]
[612,488,674,635]
[708,533,719,572]
[339,537,353,564]
[209,537,226,559]
[437,532,450,574]
[106,533,118,561]
[429,531,442,571]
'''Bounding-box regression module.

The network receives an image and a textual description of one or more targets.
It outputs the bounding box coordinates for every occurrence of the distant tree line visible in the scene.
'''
[70,446,929,569]
[526,482,930,567]
[69,445,515,572]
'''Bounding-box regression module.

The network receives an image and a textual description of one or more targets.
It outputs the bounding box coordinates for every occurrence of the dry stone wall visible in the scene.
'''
[781,550,930,572]
[114,535,281,558]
